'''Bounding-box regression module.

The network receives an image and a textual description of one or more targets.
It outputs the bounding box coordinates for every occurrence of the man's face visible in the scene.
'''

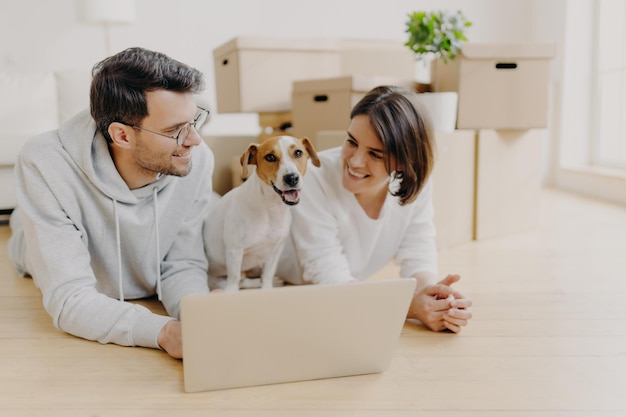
[131,90,202,181]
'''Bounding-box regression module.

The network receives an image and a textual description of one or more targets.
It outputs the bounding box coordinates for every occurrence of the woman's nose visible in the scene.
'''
[349,149,366,167]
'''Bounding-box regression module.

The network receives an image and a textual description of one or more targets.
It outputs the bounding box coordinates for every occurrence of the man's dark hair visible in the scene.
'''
[90,47,205,142]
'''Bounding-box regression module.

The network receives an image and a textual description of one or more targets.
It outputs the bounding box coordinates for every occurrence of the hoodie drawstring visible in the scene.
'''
[113,199,124,302]
[113,189,163,303]
[153,187,162,301]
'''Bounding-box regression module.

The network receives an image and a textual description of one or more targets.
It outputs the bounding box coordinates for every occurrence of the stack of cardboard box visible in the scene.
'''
[211,36,555,248]
[434,43,555,240]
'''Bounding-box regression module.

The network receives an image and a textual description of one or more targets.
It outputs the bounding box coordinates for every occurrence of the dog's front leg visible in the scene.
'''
[260,240,286,290]
[224,246,244,292]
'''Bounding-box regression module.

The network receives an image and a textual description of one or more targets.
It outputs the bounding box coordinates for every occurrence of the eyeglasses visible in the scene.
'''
[122,107,210,146]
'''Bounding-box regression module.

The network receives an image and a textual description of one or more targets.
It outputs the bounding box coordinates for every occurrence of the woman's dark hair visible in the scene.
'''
[350,85,435,205]
[90,47,205,143]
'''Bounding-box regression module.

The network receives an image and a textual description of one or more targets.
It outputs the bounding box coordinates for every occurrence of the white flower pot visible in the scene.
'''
[416,92,458,133]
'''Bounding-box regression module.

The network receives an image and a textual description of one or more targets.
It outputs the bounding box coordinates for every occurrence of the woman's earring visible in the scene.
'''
[389,171,403,193]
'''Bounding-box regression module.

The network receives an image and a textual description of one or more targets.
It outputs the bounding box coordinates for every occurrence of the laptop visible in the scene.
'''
[180,278,416,393]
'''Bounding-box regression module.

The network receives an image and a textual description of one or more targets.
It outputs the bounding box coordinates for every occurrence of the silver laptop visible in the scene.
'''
[180,278,416,393]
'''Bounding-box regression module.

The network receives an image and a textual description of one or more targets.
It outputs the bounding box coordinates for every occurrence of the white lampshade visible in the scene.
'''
[80,0,136,25]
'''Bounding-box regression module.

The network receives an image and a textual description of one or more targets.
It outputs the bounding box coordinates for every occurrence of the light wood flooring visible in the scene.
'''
[1,187,625,416]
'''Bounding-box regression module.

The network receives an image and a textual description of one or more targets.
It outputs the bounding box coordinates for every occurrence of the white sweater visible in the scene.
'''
[277,147,437,285]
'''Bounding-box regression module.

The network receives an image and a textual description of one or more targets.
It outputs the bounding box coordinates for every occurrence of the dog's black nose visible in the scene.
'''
[284,173,300,187]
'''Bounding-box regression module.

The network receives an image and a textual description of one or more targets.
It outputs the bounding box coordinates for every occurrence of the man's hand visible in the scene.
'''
[157,319,183,359]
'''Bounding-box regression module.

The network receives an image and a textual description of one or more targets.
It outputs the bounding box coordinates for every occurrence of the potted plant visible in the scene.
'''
[404,10,472,132]
[405,10,472,90]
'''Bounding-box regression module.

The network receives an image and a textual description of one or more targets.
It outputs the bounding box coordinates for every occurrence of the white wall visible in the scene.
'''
[8,2,621,203]
[1,0,546,136]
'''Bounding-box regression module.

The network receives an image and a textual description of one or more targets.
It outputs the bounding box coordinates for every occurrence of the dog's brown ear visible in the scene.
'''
[240,143,259,178]
[301,137,321,167]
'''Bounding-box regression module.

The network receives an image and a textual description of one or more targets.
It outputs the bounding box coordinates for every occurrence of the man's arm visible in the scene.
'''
[14,142,172,349]
[158,143,214,319]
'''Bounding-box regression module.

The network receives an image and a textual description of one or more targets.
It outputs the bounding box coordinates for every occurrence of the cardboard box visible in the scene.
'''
[474,129,544,240]
[203,135,257,195]
[337,39,415,80]
[213,37,339,114]
[257,111,293,142]
[434,43,555,129]
[315,130,346,151]
[431,130,475,250]
[213,37,416,114]
[291,75,414,139]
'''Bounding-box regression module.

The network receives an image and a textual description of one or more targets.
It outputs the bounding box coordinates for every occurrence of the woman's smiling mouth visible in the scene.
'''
[347,165,368,179]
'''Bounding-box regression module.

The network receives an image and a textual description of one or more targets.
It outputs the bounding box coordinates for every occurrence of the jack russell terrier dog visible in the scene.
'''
[204,135,320,292]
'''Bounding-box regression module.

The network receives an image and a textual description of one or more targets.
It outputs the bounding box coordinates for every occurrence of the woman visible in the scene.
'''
[277,85,472,333]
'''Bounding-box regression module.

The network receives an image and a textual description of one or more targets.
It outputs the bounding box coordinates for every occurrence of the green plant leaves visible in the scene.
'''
[405,10,472,63]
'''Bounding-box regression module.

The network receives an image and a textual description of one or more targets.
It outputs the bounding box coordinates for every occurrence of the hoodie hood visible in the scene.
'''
[58,110,174,204]
[58,110,177,301]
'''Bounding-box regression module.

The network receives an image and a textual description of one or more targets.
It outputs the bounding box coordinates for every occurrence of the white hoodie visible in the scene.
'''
[8,110,214,349]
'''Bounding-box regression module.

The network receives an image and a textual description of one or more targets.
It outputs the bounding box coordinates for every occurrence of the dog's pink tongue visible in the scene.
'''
[283,190,300,203]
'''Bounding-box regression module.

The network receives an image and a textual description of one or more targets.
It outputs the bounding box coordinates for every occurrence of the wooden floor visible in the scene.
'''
[1,187,625,416]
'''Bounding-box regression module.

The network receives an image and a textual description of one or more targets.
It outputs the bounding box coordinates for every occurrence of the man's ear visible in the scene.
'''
[108,122,133,148]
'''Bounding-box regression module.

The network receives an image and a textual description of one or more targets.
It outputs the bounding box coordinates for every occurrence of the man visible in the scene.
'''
[8,47,214,358]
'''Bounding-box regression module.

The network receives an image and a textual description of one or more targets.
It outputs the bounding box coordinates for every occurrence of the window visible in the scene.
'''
[593,0,626,169]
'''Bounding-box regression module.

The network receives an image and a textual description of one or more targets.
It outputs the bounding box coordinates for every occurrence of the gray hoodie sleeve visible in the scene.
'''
[10,126,214,350]
[12,149,170,348]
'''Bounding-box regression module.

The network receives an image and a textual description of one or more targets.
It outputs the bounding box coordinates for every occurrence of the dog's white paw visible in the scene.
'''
[223,284,240,292]
[239,278,262,289]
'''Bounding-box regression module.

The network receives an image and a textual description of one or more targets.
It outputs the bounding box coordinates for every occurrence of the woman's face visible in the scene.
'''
[341,114,393,199]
